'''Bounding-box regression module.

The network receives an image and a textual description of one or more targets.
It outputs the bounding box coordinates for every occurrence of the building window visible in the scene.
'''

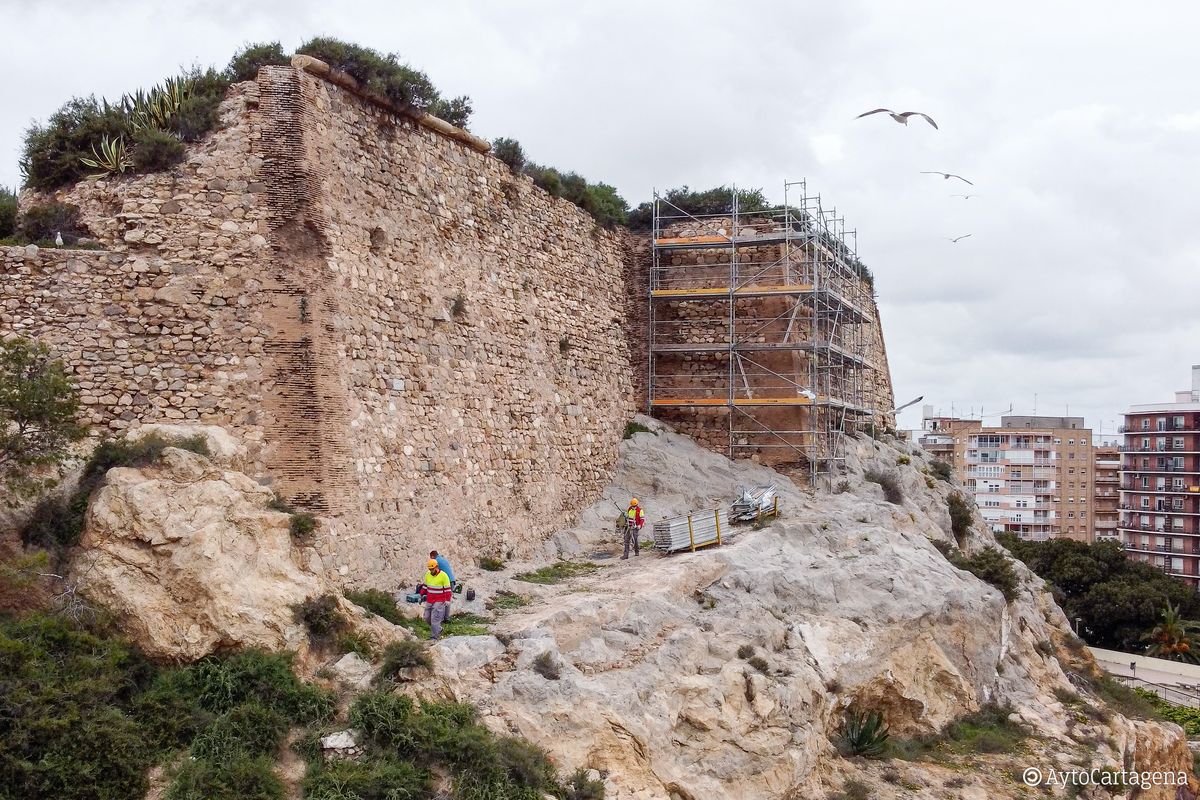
[1141,420,1150,430]
[1142,498,1150,508]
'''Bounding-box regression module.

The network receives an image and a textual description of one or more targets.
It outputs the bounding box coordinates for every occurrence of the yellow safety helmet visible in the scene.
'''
[630,498,639,506]
[427,559,439,569]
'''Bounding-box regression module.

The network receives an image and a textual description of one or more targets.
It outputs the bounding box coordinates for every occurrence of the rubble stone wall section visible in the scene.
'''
[2,66,635,580]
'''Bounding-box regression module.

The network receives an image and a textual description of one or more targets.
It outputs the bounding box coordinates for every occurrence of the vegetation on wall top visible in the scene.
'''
[18,38,472,192]
[490,136,629,228]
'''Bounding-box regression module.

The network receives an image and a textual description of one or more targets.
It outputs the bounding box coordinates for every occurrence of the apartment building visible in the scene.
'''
[919,410,1093,541]
[1093,445,1120,541]
[1119,367,1200,588]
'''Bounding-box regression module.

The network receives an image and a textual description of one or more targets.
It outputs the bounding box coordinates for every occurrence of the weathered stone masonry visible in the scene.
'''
[1,61,896,580]
[2,65,636,580]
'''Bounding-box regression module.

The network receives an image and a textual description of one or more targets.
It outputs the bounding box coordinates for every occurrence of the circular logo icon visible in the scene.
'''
[1022,767,1042,786]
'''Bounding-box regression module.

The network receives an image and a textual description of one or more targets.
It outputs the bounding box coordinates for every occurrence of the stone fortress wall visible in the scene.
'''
[1,58,894,580]
[2,62,635,580]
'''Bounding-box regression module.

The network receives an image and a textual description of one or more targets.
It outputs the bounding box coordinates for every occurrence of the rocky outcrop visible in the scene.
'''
[71,426,401,660]
[410,418,1197,800]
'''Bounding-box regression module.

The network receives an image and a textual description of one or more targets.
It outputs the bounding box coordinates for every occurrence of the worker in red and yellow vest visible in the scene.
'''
[420,559,453,640]
[622,498,644,559]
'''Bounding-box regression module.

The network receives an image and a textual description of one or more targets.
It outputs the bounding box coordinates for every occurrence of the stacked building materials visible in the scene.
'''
[653,509,726,553]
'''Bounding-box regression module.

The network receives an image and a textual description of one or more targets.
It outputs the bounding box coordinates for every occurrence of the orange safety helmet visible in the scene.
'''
[629,498,639,507]
[427,559,439,569]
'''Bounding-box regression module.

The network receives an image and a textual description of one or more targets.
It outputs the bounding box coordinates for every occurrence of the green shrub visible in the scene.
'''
[171,649,336,724]
[189,702,287,760]
[565,768,606,800]
[947,493,973,545]
[864,469,903,504]
[376,640,432,683]
[522,162,629,227]
[17,202,86,244]
[492,137,526,172]
[338,629,377,659]
[345,587,405,624]
[747,656,769,673]
[929,460,954,482]
[947,547,1020,603]
[131,126,185,172]
[623,420,652,439]
[1133,688,1200,734]
[838,709,889,757]
[165,754,284,800]
[737,644,755,659]
[293,594,348,647]
[20,97,132,190]
[296,37,467,125]
[896,454,911,465]
[0,613,158,799]
[303,758,430,800]
[532,651,560,680]
[226,41,291,83]
[170,68,230,142]
[1092,675,1159,720]
[627,185,771,229]
[0,186,17,238]
[835,480,851,494]
[289,511,318,543]
[515,560,599,584]
[479,555,506,571]
[891,704,1026,760]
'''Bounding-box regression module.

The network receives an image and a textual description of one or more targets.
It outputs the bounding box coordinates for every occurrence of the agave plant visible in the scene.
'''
[124,76,193,134]
[80,135,131,175]
[839,708,890,757]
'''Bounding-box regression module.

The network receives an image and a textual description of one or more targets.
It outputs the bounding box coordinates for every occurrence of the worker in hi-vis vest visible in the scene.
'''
[622,498,644,559]
[420,559,453,640]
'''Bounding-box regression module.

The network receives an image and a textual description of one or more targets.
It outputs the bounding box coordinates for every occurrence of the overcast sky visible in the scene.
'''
[4,0,1199,439]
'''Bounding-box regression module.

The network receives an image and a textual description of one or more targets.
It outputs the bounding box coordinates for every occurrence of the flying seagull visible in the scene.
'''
[921,171,973,185]
[951,194,979,200]
[947,234,973,243]
[856,109,938,129]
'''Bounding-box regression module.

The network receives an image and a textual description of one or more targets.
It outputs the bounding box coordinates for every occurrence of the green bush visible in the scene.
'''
[1133,688,1200,734]
[889,704,1026,760]
[226,41,291,83]
[522,163,628,227]
[337,629,377,659]
[896,454,911,465]
[492,137,526,172]
[169,649,336,724]
[165,754,284,800]
[623,420,652,439]
[946,547,1019,603]
[487,590,529,611]
[289,511,318,543]
[376,639,432,683]
[736,644,755,659]
[565,768,606,800]
[0,613,157,800]
[293,594,348,648]
[929,460,954,482]
[479,555,506,571]
[296,37,468,126]
[20,97,132,190]
[303,758,430,800]
[947,493,973,545]
[345,587,405,624]
[747,656,769,673]
[17,202,86,244]
[0,187,16,238]
[131,126,185,172]
[627,185,771,228]
[864,469,903,504]
[189,703,287,760]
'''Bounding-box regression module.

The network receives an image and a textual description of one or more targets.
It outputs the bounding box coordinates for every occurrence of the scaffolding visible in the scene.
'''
[646,180,876,480]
